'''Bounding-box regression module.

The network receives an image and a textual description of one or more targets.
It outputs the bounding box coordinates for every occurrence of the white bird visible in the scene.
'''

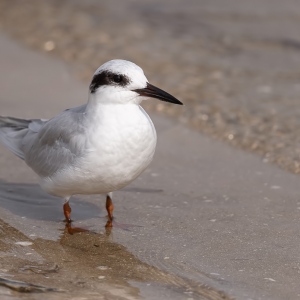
[0,59,182,231]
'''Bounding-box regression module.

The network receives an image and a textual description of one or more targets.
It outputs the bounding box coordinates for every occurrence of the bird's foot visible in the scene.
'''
[63,218,73,223]
[105,219,113,228]
[64,222,93,235]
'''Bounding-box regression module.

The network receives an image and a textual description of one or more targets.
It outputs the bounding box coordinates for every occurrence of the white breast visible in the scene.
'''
[41,104,157,197]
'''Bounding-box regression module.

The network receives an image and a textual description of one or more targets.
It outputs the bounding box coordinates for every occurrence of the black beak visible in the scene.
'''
[134,83,183,105]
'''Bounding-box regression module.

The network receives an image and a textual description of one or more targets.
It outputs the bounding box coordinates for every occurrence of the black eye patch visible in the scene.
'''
[89,71,131,93]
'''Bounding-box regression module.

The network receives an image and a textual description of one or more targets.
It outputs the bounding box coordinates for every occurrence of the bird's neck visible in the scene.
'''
[86,93,107,114]
[86,93,141,117]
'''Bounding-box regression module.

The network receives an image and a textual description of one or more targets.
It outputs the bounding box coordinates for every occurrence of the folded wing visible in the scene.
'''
[0,104,88,178]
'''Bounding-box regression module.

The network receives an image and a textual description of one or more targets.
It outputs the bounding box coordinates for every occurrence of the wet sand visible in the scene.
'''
[1,0,300,174]
[0,183,230,300]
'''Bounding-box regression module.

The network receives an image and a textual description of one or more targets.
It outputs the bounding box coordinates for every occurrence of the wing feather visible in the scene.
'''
[22,104,88,177]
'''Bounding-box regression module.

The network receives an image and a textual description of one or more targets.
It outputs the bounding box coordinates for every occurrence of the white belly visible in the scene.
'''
[41,105,157,197]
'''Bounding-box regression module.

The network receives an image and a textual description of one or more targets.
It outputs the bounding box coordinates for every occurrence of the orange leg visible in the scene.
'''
[63,200,90,234]
[63,201,72,223]
[105,194,114,228]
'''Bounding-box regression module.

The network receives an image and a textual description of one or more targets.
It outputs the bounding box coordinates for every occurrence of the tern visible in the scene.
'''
[0,59,182,230]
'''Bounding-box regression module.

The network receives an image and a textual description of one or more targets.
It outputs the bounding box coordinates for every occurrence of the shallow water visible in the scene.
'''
[0,181,100,222]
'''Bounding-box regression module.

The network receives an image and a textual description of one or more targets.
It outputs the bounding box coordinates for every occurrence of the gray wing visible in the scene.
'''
[0,116,53,160]
[22,104,88,177]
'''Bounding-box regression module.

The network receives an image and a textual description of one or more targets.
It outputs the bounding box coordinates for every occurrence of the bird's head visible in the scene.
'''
[88,59,182,105]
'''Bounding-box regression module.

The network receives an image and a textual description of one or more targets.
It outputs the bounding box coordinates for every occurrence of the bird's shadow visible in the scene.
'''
[0,180,101,222]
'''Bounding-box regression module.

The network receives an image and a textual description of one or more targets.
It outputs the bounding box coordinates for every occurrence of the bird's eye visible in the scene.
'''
[112,74,122,83]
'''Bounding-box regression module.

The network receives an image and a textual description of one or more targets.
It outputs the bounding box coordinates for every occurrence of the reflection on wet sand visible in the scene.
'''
[0,181,231,299]
[0,219,230,300]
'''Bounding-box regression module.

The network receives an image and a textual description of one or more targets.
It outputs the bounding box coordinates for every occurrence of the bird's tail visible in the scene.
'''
[0,116,31,160]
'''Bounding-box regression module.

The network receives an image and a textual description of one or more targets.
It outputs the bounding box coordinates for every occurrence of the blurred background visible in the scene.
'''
[1,0,300,174]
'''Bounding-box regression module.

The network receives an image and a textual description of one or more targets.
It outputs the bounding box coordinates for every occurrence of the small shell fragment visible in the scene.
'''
[15,241,33,247]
